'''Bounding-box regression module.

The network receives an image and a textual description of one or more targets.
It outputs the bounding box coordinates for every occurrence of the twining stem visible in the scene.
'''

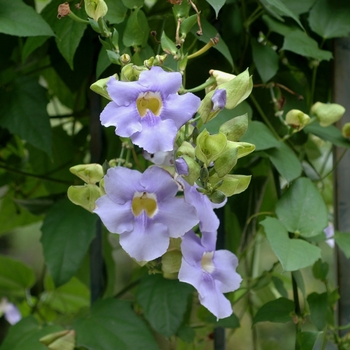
[183,76,216,93]
[187,35,219,60]
[292,273,301,350]
[249,93,281,140]
[0,164,72,185]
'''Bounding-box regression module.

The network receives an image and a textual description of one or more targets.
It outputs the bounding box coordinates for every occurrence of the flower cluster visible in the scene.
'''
[69,64,255,319]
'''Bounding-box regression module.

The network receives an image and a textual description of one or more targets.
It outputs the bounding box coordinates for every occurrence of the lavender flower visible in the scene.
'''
[179,230,242,319]
[100,66,201,153]
[180,178,225,232]
[0,298,21,325]
[211,89,226,111]
[94,166,199,262]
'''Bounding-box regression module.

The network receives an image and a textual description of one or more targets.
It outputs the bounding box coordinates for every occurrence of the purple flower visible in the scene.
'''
[211,89,226,111]
[175,157,189,176]
[94,166,199,261]
[143,150,174,166]
[179,230,242,319]
[0,298,21,325]
[324,223,335,248]
[179,178,224,232]
[100,66,201,153]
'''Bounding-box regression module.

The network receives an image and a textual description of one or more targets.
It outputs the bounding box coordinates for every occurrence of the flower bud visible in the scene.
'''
[178,155,200,185]
[40,330,76,350]
[120,53,130,65]
[342,123,350,138]
[120,64,147,82]
[85,0,108,22]
[211,89,226,112]
[90,75,118,100]
[285,109,310,131]
[69,164,104,184]
[67,184,103,212]
[195,129,227,165]
[162,250,182,279]
[207,190,226,204]
[209,69,236,86]
[311,102,346,127]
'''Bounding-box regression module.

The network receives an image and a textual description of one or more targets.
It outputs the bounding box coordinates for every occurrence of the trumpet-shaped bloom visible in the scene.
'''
[179,178,225,232]
[100,66,201,153]
[94,166,199,262]
[179,230,242,319]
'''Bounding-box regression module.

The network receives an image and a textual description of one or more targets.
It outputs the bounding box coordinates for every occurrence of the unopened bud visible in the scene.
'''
[67,184,103,212]
[285,109,310,131]
[120,64,147,82]
[209,69,236,86]
[69,163,104,184]
[311,102,346,127]
[342,123,350,138]
[85,0,108,22]
[90,74,118,100]
[120,53,131,65]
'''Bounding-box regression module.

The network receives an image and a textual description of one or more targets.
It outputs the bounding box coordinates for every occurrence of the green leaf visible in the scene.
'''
[251,39,279,83]
[309,0,350,39]
[312,259,329,281]
[0,255,35,297]
[252,297,295,325]
[96,47,112,78]
[0,189,42,236]
[204,101,253,135]
[41,198,98,287]
[280,0,317,15]
[266,141,302,182]
[334,231,350,258]
[105,0,128,24]
[297,332,320,350]
[43,276,90,314]
[304,122,350,148]
[123,8,149,47]
[54,8,88,70]
[193,19,233,67]
[0,316,63,350]
[14,197,54,216]
[203,311,240,328]
[0,77,52,156]
[206,0,225,18]
[282,30,333,61]
[241,121,280,151]
[261,217,321,271]
[0,0,54,37]
[272,276,288,298]
[121,0,143,9]
[260,0,303,28]
[262,14,295,36]
[275,177,328,237]
[74,299,158,350]
[307,292,328,330]
[136,274,193,337]
[22,36,50,62]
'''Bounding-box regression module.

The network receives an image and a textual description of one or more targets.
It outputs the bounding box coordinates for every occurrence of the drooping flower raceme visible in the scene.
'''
[179,230,242,319]
[94,166,199,262]
[100,66,201,153]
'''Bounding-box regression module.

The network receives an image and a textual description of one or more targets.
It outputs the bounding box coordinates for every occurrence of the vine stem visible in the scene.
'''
[249,93,281,140]
[292,273,301,350]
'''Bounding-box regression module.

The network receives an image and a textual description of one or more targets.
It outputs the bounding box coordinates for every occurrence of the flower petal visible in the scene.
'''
[131,118,178,153]
[162,93,201,128]
[179,257,202,290]
[94,195,134,233]
[180,230,204,266]
[107,78,143,106]
[198,274,233,319]
[104,167,143,204]
[156,197,199,238]
[140,166,178,201]
[100,102,142,137]
[181,180,220,232]
[212,250,242,293]
[138,66,182,96]
[201,231,217,252]
[119,213,169,261]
